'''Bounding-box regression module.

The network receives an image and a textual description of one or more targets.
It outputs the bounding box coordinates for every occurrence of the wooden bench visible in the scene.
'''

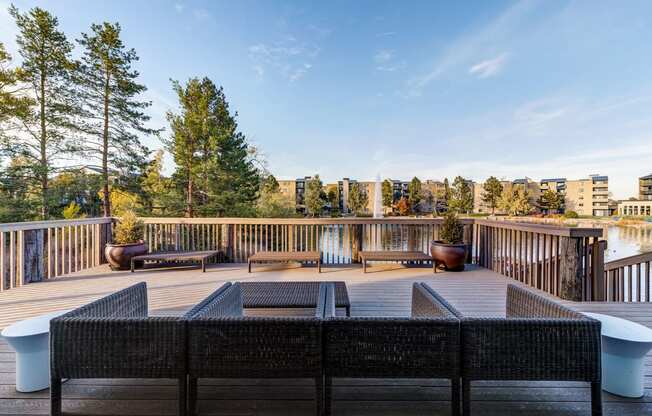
[130,250,221,273]
[358,251,435,273]
[248,251,321,273]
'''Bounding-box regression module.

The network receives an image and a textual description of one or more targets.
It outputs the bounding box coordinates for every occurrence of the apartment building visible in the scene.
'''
[640,174,652,200]
[564,175,610,216]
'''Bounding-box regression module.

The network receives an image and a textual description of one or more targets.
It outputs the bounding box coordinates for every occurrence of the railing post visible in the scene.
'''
[464,223,474,264]
[559,236,583,301]
[222,224,234,262]
[591,239,606,301]
[351,224,363,263]
[22,229,44,284]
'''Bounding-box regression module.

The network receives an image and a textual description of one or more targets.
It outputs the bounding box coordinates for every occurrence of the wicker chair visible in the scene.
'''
[185,282,332,416]
[456,283,602,416]
[323,283,461,416]
[50,282,187,416]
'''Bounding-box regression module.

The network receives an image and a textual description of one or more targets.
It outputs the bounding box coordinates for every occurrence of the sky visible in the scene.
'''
[1,0,652,199]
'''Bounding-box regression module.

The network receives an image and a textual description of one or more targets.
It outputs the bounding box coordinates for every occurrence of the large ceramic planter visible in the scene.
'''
[104,241,148,271]
[431,240,467,271]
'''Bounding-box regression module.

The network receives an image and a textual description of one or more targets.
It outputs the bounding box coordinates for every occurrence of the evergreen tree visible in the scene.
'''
[538,189,564,214]
[0,157,40,222]
[482,176,503,214]
[261,175,280,194]
[167,77,259,218]
[326,184,340,215]
[140,150,183,216]
[304,175,324,217]
[449,176,473,214]
[381,179,393,211]
[408,176,422,210]
[348,182,369,216]
[6,6,80,219]
[0,42,31,133]
[76,22,157,217]
[443,177,451,208]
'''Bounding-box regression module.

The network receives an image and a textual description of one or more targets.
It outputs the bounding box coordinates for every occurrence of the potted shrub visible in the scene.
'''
[104,210,147,270]
[431,211,467,271]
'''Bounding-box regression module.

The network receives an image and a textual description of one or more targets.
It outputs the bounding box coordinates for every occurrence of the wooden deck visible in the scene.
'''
[1,263,651,415]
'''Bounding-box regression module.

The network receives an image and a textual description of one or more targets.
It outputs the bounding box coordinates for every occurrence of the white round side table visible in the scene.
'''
[1,310,71,392]
[583,312,652,398]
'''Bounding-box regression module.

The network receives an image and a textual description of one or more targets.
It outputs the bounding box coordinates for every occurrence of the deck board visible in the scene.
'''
[0,263,651,415]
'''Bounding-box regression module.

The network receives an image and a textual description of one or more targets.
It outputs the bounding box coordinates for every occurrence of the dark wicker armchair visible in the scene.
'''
[50,282,187,416]
[458,283,602,416]
[322,282,461,416]
[185,282,332,416]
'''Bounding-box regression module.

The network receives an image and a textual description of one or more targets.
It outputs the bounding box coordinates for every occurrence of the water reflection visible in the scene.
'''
[605,226,652,261]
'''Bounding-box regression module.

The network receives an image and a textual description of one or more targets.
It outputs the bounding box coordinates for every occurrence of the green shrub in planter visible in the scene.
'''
[440,211,464,244]
[113,210,144,244]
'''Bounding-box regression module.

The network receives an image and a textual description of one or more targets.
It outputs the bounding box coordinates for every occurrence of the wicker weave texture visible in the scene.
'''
[240,281,350,310]
[324,284,460,379]
[460,284,601,382]
[186,282,328,379]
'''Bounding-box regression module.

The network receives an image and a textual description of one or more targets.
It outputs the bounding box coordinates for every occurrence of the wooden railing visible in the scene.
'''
[473,220,604,301]
[603,252,652,302]
[0,218,113,291]
[4,216,651,304]
[140,217,475,265]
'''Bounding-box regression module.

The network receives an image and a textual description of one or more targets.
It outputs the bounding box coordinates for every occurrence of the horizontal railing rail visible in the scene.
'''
[603,251,652,302]
[140,217,475,265]
[0,218,113,291]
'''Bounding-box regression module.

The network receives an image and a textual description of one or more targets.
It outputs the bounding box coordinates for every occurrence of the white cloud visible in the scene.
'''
[374,49,393,64]
[376,31,396,37]
[405,0,537,96]
[468,53,508,78]
[373,49,405,72]
[248,38,319,82]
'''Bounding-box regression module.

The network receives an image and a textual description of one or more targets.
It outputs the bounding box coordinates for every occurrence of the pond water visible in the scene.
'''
[604,226,652,261]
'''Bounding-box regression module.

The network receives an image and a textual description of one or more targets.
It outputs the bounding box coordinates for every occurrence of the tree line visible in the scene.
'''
[0,5,262,222]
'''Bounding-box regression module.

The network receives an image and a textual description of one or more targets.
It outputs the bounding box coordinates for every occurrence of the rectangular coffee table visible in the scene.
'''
[240,281,350,316]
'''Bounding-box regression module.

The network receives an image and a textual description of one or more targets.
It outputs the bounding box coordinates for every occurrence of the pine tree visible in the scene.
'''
[538,189,563,215]
[449,176,473,214]
[166,77,259,217]
[6,6,80,219]
[304,175,324,217]
[0,42,31,131]
[381,179,393,211]
[482,176,503,214]
[408,176,422,210]
[348,182,369,216]
[76,22,157,217]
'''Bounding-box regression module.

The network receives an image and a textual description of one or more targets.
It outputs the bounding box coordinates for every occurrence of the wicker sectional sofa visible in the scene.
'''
[322,283,462,416]
[50,282,187,416]
[49,281,603,416]
[420,283,603,416]
[184,282,332,416]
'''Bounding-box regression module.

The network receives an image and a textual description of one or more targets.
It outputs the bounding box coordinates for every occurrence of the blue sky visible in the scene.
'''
[2,0,652,199]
